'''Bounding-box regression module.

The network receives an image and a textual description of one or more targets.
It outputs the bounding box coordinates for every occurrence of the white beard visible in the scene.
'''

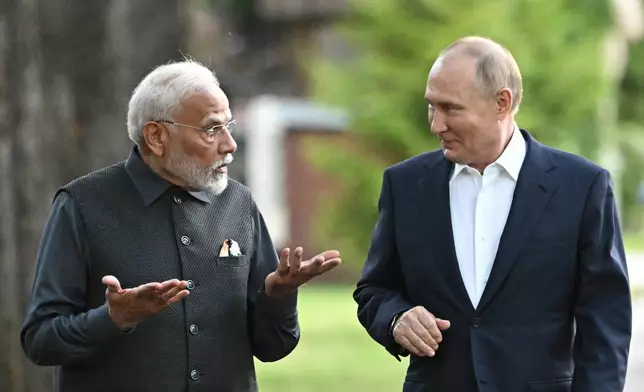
[165,148,234,195]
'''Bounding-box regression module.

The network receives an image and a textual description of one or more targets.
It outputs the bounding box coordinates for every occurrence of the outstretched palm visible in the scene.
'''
[264,247,342,297]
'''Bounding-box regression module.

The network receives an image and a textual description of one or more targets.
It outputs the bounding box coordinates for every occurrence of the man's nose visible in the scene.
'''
[430,111,448,135]
[219,129,237,154]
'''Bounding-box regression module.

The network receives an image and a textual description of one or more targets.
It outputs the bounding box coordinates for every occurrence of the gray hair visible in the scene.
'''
[441,36,523,115]
[126,60,220,146]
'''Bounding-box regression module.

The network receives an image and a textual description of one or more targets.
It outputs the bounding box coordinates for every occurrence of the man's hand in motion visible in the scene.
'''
[393,306,451,357]
[102,276,190,330]
[264,247,342,297]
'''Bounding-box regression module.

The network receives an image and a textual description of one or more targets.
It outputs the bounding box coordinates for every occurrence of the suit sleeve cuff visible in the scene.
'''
[377,299,413,359]
[388,311,410,359]
[86,304,135,342]
[256,289,298,318]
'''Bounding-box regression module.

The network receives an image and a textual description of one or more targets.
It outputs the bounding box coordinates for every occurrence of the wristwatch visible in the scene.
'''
[389,313,402,337]
[389,311,410,356]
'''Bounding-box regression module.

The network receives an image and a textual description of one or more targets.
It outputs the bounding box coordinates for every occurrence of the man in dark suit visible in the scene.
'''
[354,36,631,391]
[21,60,341,392]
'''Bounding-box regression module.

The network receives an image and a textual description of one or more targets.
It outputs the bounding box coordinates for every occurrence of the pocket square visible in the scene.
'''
[219,239,241,257]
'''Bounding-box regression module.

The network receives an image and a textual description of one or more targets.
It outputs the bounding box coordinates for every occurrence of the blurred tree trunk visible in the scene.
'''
[0,1,186,391]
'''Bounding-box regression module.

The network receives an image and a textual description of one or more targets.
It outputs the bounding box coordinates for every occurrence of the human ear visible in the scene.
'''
[142,122,166,157]
[496,88,512,117]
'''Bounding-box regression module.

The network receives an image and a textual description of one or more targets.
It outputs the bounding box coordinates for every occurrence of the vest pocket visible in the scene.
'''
[215,255,250,267]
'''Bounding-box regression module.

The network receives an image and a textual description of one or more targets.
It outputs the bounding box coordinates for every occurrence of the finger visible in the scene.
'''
[317,250,341,260]
[156,279,182,293]
[409,318,439,351]
[290,247,303,273]
[396,335,426,357]
[135,282,163,295]
[300,256,336,276]
[400,310,439,352]
[160,284,185,303]
[102,275,122,293]
[417,310,443,343]
[302,254,323,269]
[277,248,290,275]
[317,258,342,274]
[405,330,436,357]
[396,335,422,356]
[166,290,190,305]
[436,318,451,331]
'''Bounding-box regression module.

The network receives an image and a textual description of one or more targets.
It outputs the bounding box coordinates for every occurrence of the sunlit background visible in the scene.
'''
[1,0,644,391]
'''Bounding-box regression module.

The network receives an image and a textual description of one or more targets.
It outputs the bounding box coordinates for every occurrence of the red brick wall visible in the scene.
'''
[284,129,346,258]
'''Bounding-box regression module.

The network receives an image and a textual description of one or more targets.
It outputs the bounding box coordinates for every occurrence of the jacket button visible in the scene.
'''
[173,195,182,204]
[189,324,198,335]
[186,280,195,290]
[472,317,481,328]
[190,369,199,380]
[181,235,190,245]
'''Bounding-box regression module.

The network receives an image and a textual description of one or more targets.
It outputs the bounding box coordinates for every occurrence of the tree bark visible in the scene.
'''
[0,1,186,390]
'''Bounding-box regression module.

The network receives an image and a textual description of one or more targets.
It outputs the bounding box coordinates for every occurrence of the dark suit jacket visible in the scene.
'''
[354,130,631,392]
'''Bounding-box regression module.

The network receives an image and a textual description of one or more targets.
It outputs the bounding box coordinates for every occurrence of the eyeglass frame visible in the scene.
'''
[155,118,236,138]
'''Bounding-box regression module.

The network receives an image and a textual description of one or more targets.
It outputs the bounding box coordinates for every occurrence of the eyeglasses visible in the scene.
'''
[157,119,236,139]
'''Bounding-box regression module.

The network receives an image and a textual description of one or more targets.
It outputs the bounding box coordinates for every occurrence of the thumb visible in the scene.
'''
[102,275,122,293]
[436,318,451,330]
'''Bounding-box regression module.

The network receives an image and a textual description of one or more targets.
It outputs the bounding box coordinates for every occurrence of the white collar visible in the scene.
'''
[451,124,526,181]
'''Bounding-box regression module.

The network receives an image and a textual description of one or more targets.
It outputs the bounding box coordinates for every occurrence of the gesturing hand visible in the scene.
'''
[102,275,190,330]
[264,247,341,297]
[392,306,451,357]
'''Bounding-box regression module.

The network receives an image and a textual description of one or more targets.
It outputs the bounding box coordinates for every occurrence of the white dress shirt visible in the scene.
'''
[449,127,527,308]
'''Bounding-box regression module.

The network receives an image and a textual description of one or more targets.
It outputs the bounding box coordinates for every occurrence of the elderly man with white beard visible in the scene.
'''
[20,60,342,392]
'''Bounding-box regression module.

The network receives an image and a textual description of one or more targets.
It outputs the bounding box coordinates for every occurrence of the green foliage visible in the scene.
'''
[619,41,644,123]
[618,41,644,229]
[307,0,613,271]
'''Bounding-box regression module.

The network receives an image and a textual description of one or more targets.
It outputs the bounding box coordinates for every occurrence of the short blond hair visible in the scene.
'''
[441,36,523,115]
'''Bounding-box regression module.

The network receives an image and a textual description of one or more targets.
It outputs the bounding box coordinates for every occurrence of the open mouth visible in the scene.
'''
[214,164,228,174]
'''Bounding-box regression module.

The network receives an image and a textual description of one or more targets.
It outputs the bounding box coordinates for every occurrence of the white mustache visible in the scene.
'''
[212,154,233,170]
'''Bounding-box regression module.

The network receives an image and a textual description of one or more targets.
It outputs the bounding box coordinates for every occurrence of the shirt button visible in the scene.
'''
[186,280,195,290]
[181,236,190,245]
[173,195,182,204]
[189,324,199,335]
[472,317,481,328]
[190,369,199,380]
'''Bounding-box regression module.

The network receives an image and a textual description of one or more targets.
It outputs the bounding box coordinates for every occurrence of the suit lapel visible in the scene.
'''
[477,131,558,312]
[418,155,475,315]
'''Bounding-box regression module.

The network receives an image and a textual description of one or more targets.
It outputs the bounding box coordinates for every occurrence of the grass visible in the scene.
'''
[625,228,644,253]
[633,286,644,299]
[254,285,406,392]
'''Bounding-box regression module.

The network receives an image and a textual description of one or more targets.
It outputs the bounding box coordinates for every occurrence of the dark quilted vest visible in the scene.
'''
[56,162,259,392]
